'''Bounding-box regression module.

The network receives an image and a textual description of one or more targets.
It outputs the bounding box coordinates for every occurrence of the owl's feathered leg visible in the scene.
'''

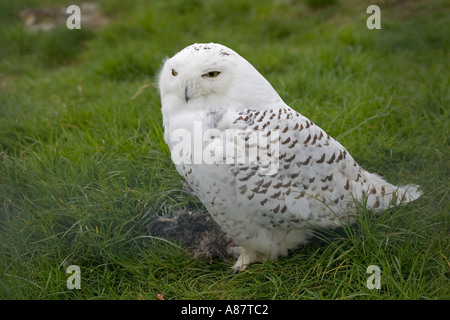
[228,246,256,273]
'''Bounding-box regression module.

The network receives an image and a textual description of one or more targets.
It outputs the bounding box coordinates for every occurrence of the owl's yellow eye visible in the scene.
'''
[171,69,178,76]
[202,71,221,78]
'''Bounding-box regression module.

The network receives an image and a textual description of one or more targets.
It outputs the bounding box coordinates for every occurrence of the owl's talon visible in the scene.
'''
[231,249,256,273]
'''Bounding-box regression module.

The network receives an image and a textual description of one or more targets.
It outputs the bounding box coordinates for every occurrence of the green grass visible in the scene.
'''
[0,0,448,300]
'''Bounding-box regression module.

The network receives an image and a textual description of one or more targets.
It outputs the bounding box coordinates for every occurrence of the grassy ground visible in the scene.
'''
[0,0,449,300]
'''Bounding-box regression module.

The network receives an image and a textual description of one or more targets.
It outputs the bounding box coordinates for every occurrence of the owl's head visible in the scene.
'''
[159,43,284,114]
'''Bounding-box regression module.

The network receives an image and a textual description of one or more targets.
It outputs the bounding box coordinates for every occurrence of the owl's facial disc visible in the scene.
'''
[181,67,225,103]
[161,45,235,105]
[160,42,283,111]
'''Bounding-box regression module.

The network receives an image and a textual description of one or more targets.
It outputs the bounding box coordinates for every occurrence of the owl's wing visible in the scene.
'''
[226,107,372,227]
[179,106,419,231]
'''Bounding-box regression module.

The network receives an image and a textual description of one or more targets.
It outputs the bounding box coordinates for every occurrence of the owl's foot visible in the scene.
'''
[228,246,256,273]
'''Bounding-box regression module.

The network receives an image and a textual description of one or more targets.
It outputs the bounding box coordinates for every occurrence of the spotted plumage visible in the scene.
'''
[159,43,422,272]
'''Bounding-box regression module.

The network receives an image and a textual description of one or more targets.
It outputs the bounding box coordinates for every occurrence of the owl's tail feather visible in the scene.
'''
[362,172,422,212]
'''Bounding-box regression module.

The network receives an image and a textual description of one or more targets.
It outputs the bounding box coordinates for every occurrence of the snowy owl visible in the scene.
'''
[158,43,422,273]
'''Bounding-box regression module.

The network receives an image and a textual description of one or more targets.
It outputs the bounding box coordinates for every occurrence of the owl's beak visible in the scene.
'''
[184,86,190,103]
